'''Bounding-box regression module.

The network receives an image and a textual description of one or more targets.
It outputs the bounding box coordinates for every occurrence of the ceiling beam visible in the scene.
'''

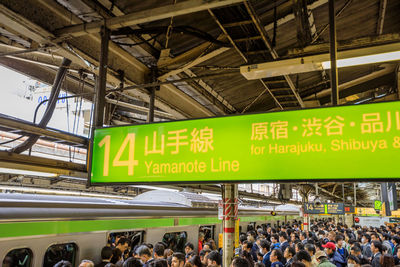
[244,1,305,108]
[265,0,328,31]
[377,0,388,35]
[0,1,219,119]
[289,33,400,57]
[0,113,87,146]
[0,151,86,175]
[292,0,313,47]
[54,0,244,40]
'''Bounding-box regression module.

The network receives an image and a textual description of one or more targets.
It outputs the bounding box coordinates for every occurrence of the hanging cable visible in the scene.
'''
[0,135,24,146]
[165,0,177,49]
[10,58,72,154]
[272,1,278,47]
[72,73,85,161]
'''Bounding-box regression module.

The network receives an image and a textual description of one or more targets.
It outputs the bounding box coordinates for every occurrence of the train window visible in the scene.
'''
[162,231,187,252]
[199,225,215,241]
[3,248,33,267]
[108,231,145,249]
[247,222,256,232]
[43,243,77,267]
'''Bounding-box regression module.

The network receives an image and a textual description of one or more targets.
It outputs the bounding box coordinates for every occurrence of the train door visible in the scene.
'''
[108,230,145,249]
[199,225,215,241]
[162,231,187,253]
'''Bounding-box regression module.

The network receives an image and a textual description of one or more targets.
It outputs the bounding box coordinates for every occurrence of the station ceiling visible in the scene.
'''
[0,0,398,204]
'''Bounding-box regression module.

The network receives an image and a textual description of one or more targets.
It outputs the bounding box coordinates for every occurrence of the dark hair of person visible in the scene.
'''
[336,235,344,242]
[392,236,400,244]
[173,252,186,263]
[272,249,283,262]
[286,247,296,257]
[290,262,306,267]
[304,244,315,255]
[348,255,361,265]
[351,246,362,253]
[137,245,152,257]
[164,249,173,258]
[206,251,222,266]
[362,234,371,243]
[186,252,195,259]
[348,239,357,245]
[199,249,212,257]
[372,241,383,253]
[124,257,144,267]
[295,250,311,262]
[380,254,395,267]
[111,248,122,264]
[154,243,165,257]
[296,242,304,251]
[149,259,168,267]
[255,263,266,267]
[142,243,153,249]
[117,237,130,246]
[260,240,271,250]
[185,242,194,250]
[244,241,253,249]
[242,250,254,266]
[239,234,247,244]
[101,246,113,260]
[231,257,251,267]
[189,255,202,267]
[204,242,213,249]
[279,232,288,240]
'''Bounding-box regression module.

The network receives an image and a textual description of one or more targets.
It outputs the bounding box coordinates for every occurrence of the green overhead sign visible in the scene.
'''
[374,200,382,211]
[90,101,400,184]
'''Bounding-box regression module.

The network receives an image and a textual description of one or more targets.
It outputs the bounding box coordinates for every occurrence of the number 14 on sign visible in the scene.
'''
[98,134,139,176]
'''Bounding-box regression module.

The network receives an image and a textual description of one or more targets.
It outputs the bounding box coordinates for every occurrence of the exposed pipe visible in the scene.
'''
[329,0,339,106]
[107,71,238,94]
[304,64,395,100]
[9,58,72,154]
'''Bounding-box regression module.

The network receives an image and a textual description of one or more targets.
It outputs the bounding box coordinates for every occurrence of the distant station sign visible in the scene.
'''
[304,203,344,215]
[90,101,400,184]
[344,205,355,214]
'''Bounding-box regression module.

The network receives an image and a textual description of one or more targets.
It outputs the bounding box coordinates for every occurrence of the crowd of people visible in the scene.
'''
[54,219,400,267]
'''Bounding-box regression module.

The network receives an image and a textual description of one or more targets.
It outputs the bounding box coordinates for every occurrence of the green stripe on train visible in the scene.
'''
[0,218,174,238]
[0,215,296,238]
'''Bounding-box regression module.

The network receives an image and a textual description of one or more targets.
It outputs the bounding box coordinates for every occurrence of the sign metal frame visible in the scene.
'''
[88,100,400,185]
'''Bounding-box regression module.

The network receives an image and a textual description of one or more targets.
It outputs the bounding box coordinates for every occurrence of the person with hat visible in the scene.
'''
[315,251,335,267]
[322,242,346,267]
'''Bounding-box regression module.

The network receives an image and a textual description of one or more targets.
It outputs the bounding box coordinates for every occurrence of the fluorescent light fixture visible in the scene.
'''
[58,175,87,181]
[322,51,400,69]
[240,43,400,79]
[0,185,134,200]
[129,185,179,192]
[0,167,57,177]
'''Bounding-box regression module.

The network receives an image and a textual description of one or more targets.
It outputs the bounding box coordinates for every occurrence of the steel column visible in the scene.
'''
[222,184,238,267]
[147,68,158,123]
[147,87,156,123]
[342,183,345,223]
[354,183,356,206]
[329,0,339,106]
[93,27,110,128]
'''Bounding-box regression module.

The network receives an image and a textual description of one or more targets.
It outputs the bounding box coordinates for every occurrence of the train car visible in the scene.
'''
[0,192,300,266]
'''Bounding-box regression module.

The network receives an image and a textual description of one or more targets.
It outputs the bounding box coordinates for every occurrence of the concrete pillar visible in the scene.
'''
[344,214,354,226]
[222,184,238,267]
